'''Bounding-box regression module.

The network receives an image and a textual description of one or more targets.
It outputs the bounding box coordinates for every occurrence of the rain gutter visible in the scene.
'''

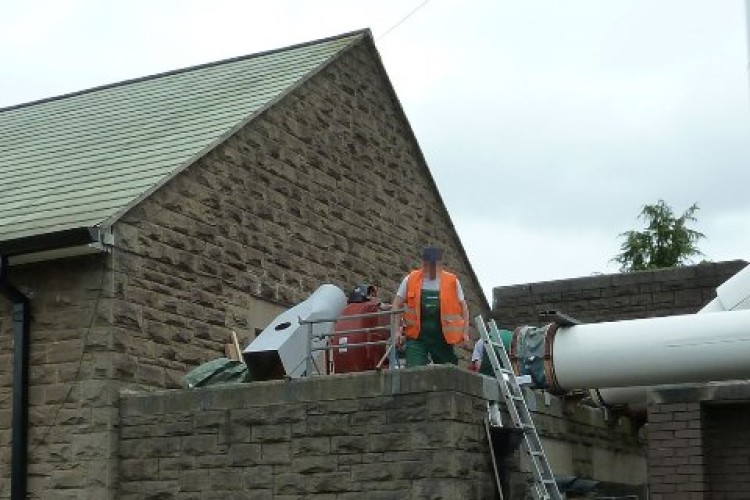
[0,255,30,500]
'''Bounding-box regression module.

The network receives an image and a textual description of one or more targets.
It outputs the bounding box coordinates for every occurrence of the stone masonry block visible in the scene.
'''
[290,455,338,474]
[307,471,358,493]
[304,414,350,436]
[274,473,307,495]
[230,405,305,425]
[292,436,331,456]
[241,464,273,490]
[331,435,366,454]
[228,443,262,466]
[210,469,244,491]
[120,458,159,481]
[261,442,291,465]
[182,434,225,455]
[251,423,292,443]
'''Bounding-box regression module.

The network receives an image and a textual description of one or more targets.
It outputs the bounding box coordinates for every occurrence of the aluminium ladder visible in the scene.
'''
[475,317,563,500]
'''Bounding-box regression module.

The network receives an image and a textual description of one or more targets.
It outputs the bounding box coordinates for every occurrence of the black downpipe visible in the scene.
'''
[0,255,30,500]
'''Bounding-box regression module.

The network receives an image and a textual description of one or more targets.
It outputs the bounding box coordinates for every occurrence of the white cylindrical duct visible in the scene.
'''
[552,309,750,390]
[699,264,750,313]
[590,264,750,409]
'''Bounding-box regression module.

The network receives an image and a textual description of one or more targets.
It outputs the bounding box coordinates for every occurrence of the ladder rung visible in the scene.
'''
[477,318,562,499]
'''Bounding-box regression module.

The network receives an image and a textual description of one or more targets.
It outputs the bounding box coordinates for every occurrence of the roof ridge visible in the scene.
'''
[0,28,370,114]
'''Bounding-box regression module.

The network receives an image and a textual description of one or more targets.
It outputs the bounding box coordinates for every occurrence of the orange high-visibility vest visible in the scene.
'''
[402,269,466,345]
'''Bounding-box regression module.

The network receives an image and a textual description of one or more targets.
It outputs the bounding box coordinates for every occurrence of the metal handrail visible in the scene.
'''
[312,339,391,351]
[299,308,404,324]
[310,325,390,338]
[301,307,403,376]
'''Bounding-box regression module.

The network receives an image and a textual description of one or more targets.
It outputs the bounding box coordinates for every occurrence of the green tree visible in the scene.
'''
[613,200,705,272]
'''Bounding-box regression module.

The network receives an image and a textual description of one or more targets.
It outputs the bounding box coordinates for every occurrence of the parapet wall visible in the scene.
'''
[119,365,645,499]
[493,260,747,329]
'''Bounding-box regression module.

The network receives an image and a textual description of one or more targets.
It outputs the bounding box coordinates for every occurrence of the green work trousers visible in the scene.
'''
[404,335,458,367]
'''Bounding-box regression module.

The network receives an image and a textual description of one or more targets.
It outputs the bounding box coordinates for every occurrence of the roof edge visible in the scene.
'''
[0,29,371,114]
[0,227,96,257]
[360,33,491,313]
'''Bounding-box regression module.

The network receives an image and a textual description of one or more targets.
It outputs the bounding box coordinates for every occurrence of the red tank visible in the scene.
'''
[330,287,392,373]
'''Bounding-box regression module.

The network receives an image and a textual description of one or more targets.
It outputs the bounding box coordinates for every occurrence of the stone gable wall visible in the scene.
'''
[112,36,488,391]
[493,260,747,329]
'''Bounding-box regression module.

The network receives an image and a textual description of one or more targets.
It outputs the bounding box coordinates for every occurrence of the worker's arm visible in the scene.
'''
[392,275,409,346]
[456,278,470,347]
[461,299,470,347]
[392,294,405,346]
[469,339,484,371]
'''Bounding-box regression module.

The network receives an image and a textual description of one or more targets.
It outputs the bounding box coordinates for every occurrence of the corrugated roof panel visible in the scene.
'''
[0,31,363,246]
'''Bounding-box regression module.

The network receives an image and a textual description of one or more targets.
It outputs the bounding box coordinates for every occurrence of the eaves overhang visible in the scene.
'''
[0,226,109,265]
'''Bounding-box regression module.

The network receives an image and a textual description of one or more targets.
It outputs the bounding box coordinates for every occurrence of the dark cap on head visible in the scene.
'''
[421,246,442,263]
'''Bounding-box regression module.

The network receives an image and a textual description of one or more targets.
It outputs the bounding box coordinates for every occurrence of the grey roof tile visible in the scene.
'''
[0,31,364,245]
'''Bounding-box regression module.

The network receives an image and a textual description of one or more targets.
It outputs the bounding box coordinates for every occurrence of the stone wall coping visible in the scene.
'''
[120,365,494,413]
[120,365,636,438]
[494,260,748,298]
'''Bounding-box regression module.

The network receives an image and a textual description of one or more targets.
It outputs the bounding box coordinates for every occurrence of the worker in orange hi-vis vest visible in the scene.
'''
[391,247,470,367]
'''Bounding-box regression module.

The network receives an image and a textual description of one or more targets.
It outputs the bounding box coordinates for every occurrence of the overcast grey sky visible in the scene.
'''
[2,0,749,299]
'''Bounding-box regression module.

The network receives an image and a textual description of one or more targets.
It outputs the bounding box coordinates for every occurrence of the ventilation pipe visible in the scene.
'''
[0,255,30,499]
[593,264,750,410]
[243,284,347,380]
[511,308,750,393]
[697,264,750,314]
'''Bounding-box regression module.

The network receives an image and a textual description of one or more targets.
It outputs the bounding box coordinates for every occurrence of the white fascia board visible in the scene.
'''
[8,243,107,266]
